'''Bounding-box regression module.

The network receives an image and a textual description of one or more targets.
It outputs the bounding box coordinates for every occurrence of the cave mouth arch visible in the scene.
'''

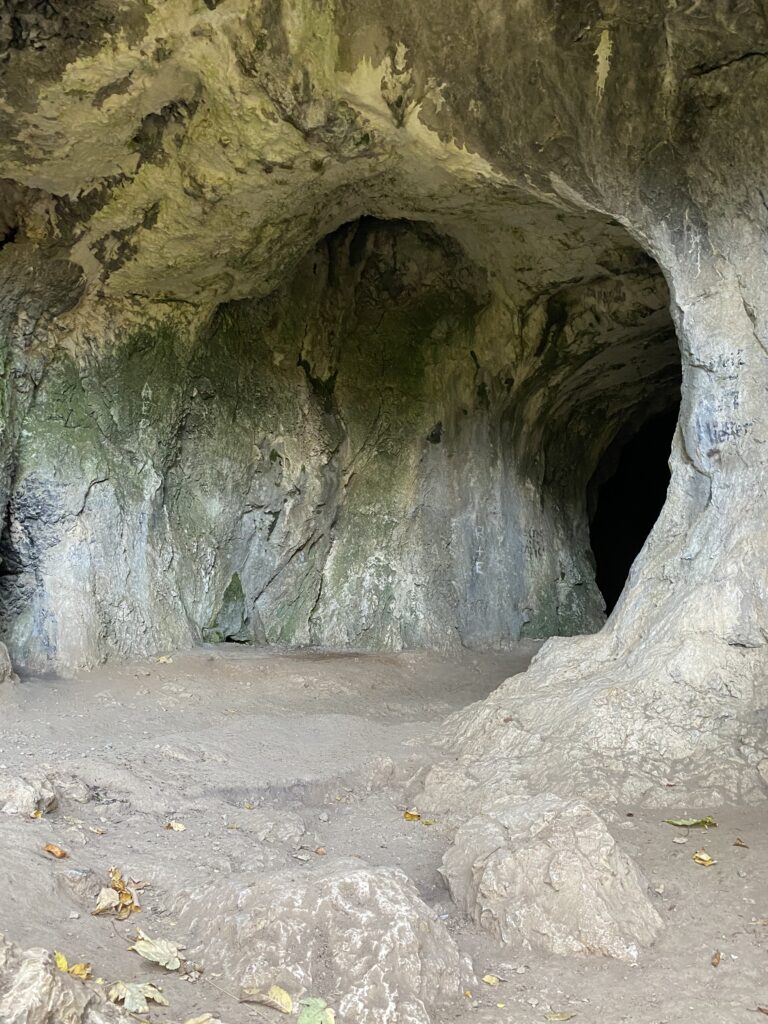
[587,403,680,615]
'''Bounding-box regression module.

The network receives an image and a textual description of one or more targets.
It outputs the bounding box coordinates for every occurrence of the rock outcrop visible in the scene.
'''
[0,0,764,799]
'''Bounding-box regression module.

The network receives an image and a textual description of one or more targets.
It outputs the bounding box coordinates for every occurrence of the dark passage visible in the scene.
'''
[588,406,679,614]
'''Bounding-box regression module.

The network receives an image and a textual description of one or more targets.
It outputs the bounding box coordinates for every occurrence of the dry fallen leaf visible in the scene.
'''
[664,816,717,829]
[692,849,716,867]
[109,981,168,1014]
[545,1014,577,1022]
[734,836,749,848]
[672,836,688,844]
[315,846,327,856]
[44,843,68,859]
[157,655,173,664]
[403,810,421,821]
[241,984,293,1013]
[54,952,92,981]
[184,1017,224,1024]
[165,820,186,831]
[93,867,142,919]
[463,990,472,998]
[421,819,435,826]
[130,929,183,971]
[482,974,501,987]
[93,887,120,915]
[711,950,721,967]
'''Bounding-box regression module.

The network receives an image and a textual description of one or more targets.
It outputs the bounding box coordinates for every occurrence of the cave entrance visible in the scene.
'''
[588,403,680,614]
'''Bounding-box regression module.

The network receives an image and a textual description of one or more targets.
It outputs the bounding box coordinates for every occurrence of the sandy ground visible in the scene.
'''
[1,643,767,1023]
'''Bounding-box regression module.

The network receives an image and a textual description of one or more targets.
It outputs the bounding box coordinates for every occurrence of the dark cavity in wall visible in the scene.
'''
[588,404,680,613]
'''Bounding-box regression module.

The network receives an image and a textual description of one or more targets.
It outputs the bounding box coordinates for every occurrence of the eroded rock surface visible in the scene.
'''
[0,933,131,1024]
[0,770,57,817]
[441,794,663,960]
[0,641,18,690]
[0,0,765,993]
[174,859,468,1024]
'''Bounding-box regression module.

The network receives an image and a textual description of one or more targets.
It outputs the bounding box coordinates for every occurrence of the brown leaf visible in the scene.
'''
[734,837,749,848]
[711,950,721,967]
[44,843,68,859]
[692,849,716,867]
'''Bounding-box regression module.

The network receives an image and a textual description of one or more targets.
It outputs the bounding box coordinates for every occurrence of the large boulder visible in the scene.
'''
[174,859,468,1024]
[441,793,663,961]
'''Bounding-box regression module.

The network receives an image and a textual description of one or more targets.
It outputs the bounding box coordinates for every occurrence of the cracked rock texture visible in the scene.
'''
[440,794,663,960]
[0,933,131,1024]
[0,215,677,669]
[174,859,468,1024]
[0,770,58,817]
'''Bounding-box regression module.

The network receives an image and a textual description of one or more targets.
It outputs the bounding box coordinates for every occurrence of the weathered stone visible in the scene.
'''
[440,794,663,960]
[174,860,468,1024]
[0,933,131,1023]
[0,641,18,687]
[0,771,57,817]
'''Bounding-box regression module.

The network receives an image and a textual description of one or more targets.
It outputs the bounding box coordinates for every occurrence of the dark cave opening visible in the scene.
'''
[588,404,680,614]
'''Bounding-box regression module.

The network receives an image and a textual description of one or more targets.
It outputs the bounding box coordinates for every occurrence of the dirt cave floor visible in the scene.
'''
[0,644,767,1024]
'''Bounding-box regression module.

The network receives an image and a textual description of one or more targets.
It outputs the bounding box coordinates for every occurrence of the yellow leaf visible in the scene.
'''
[692,849,716,867]
[421,819,435,826]
[110,867,127,891]
[54,951,68,972]
[69,962,92,980]
[545,1014,577,1022]
[403,811,421,821]
[496,1003,506,1009]
[463,990,472,998]
[31,809,43,819]
[166,820,186,831]
[482,974,501,986]
[157,655,173,664]
[242,984,294,1013]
